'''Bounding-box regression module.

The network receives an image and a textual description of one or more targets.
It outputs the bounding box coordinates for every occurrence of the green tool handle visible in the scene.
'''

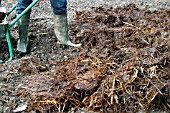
[8,0,39,28]
[0,0,39,63]
[6,3,17,15]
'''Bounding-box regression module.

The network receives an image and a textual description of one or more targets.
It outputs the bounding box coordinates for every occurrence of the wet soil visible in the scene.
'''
[0,0,170,113]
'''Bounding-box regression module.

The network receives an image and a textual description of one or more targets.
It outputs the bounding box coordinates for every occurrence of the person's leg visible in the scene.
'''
[50,0,81,47]
[16,0,32,53]
[50,0,67,15]
[16,0,32,14]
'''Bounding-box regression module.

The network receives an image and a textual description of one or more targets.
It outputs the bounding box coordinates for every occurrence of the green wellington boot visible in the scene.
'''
[17,14,30,53]
[53,14,82,47]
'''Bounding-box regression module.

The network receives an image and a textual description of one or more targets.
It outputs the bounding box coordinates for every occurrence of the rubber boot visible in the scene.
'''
[17,13,30,53]
[53,14,81,47]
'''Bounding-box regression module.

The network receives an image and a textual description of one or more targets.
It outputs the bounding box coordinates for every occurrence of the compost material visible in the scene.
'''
[0,3,170,113]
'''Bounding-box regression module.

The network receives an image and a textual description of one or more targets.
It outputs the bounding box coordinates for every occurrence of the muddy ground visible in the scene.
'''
[0,0,170,113]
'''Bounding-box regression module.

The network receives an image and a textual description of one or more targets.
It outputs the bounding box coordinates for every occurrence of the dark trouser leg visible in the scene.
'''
[16,0,32,52]
[50,0,81,47]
